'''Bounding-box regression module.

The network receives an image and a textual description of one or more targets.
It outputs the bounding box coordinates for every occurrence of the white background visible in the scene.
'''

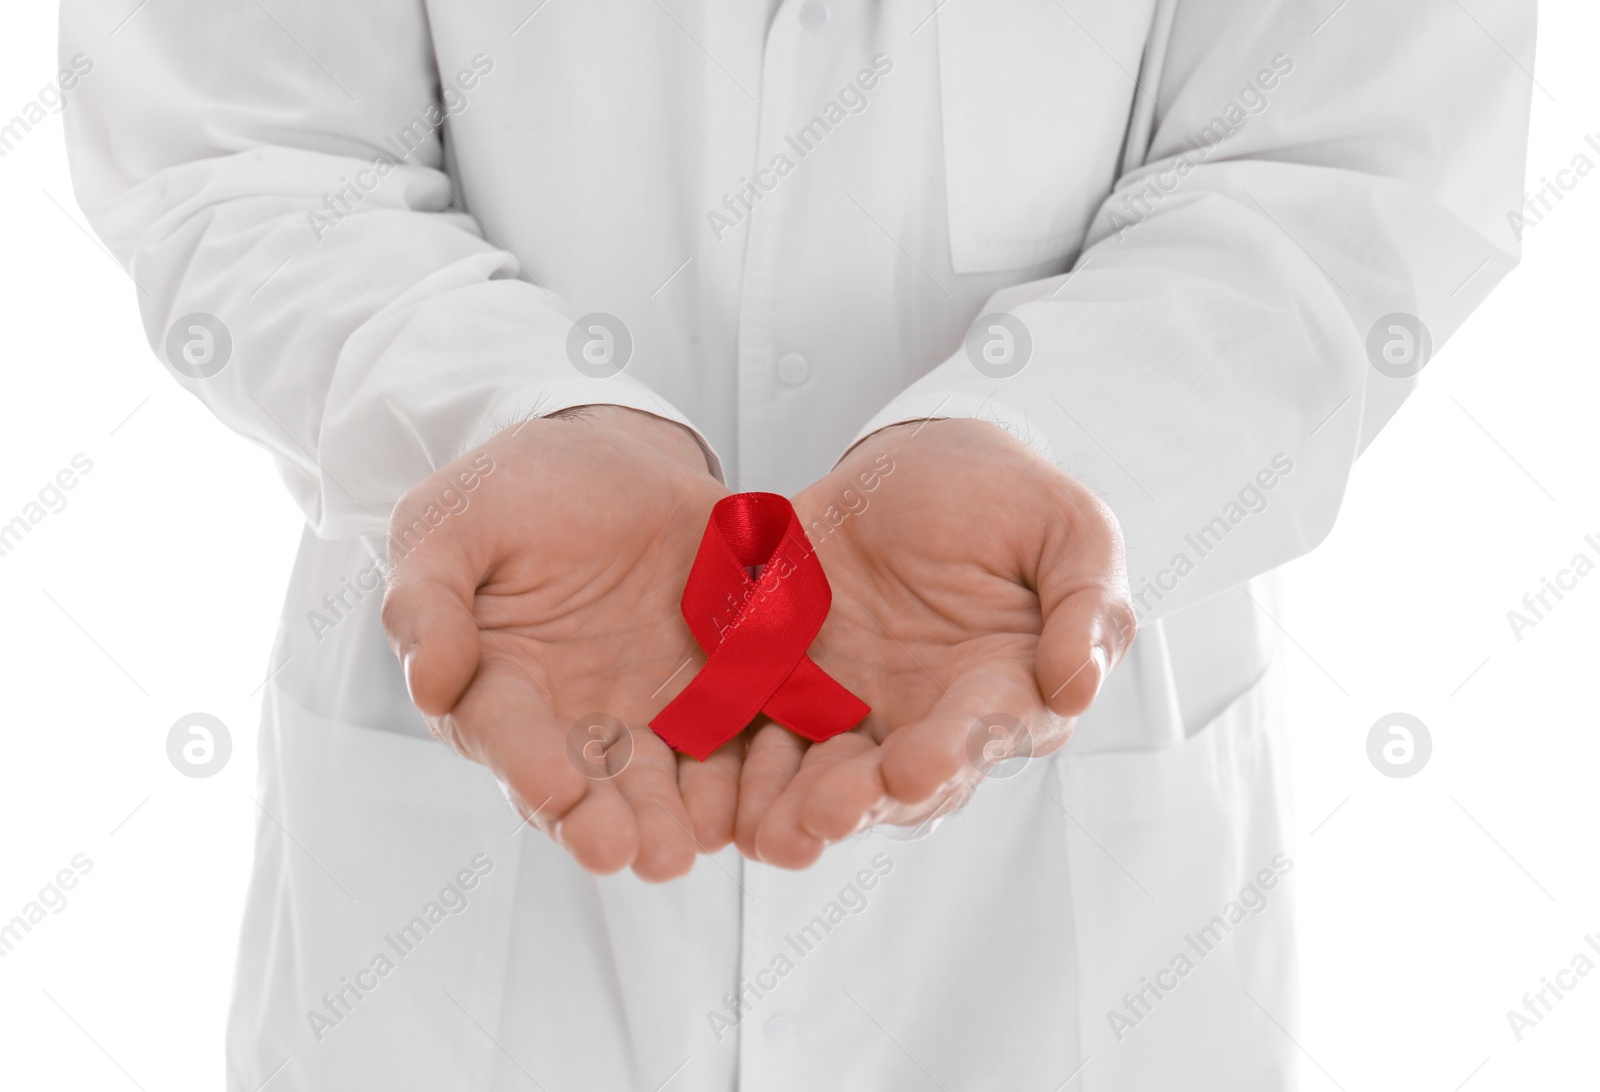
[0,3,1593,1090]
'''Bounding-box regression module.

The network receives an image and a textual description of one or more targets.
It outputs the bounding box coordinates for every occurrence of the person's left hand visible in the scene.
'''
[733,418,1137,868]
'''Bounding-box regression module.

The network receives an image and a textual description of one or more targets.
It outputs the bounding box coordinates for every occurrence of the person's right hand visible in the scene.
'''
[381,405,738,880]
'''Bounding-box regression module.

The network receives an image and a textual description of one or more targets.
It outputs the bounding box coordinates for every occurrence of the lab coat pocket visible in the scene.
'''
[1055,662,1298,1092]
[935,0,1159,274]
[227,687,520,1092]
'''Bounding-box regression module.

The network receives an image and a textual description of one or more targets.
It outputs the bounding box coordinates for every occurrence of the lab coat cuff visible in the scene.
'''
[846,388,1059,468]
[468,376,725,482]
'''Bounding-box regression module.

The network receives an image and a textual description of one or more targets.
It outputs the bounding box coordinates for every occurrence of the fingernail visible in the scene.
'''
[1089,644,1110,699]
[401,646,418,703]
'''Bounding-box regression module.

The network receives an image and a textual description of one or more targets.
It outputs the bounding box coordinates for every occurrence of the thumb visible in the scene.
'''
[1034,585,1136,718]
[1031,490,1137,718]
[381,579,481,717]
[380,510,485,718]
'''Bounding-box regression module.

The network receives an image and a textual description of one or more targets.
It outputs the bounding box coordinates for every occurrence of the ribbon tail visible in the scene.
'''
[763,656,870,743]
[649,672,754,761]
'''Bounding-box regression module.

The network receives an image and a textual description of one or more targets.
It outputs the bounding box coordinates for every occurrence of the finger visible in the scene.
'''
[611,732,699,882]
[678,736,743,853]
[804,745,991,841]
[454,667,609,862]
[798,743,889,842]
[804,736,998,840]
[753,734,874,869]
[381,484,489,719]
[554,778,641,875]
[1031,490,1136,719]
[1035,585,1136,718]
[877,669,1049,807]
[735,719,807,860]
[876,707,980,809]
[381,577,483,718]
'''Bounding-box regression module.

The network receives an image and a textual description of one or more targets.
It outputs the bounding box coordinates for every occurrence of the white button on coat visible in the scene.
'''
[776,352,811,386]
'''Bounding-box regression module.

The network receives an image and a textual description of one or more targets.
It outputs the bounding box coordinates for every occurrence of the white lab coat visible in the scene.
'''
[62,0,1531,1088]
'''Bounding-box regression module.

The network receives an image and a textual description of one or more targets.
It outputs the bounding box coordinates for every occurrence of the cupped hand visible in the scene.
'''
[381,406,740,881]
[736,418,1137,867]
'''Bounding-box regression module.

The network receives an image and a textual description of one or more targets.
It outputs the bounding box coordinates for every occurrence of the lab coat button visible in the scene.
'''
[765,1013,794,1041]
[777,352,811,386]
[799,2,830,31]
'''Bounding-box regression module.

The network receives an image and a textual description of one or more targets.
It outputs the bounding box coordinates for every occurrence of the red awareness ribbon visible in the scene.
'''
[650,492,869,760]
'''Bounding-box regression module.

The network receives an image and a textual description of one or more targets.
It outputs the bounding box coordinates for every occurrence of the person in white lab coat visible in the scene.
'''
[62,1,1532,1089]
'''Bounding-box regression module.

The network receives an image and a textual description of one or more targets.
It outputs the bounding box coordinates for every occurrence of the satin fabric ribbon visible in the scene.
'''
[650,492,870,760]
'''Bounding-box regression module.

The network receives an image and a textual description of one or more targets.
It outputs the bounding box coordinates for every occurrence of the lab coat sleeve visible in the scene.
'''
[59,1,717,540]
[854,0,1533,623]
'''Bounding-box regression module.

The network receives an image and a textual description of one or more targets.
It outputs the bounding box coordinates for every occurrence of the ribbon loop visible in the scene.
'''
[650,493,869,760]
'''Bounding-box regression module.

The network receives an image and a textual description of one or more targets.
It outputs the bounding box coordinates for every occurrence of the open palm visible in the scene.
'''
[382,408,738,880]
[737,419,1137,867]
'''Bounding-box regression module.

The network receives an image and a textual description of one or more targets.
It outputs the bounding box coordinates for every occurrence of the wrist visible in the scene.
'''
[837,417,945,465]
[542,404,714,476]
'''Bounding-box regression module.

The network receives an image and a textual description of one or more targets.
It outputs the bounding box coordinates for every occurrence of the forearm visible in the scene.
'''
[853,0,1533,623]
[61,0,716,538]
